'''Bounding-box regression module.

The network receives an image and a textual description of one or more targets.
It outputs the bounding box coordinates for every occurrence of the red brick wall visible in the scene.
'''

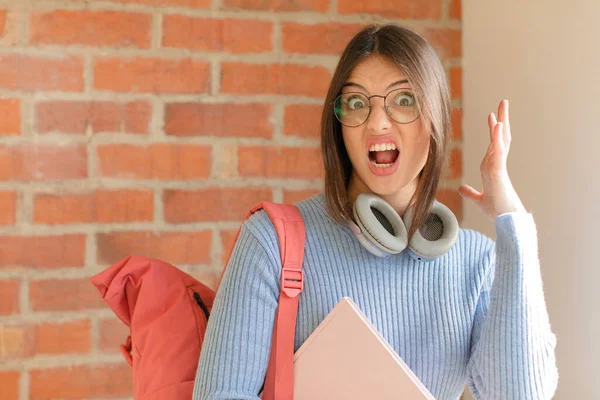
[0,0,462,398]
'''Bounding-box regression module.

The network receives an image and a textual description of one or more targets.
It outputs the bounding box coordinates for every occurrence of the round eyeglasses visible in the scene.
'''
[332,88,420,127]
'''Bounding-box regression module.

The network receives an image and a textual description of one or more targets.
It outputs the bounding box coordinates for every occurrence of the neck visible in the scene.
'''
[347,175,419,217]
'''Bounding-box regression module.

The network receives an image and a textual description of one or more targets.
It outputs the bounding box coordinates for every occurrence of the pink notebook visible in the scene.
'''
[284,297,435,399]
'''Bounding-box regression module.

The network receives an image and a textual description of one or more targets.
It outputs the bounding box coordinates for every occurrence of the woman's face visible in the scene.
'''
[341,56,430,202]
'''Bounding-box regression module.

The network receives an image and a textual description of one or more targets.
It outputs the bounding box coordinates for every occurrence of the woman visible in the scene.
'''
[193,24,558,399]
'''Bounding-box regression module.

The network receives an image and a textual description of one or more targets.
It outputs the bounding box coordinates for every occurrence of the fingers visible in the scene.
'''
[489,122,505,159]
[488,100,512,156]
[498,99,512,149]
[498,99,510,128]
[482,121,507,180]
[488,112,497,141]
[495,122,505,155]
[458,184,483,203]
[492,121,503,141]
[486,114,501,157]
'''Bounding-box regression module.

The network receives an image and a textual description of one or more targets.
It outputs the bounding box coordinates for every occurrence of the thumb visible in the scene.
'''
[458,184,483,205]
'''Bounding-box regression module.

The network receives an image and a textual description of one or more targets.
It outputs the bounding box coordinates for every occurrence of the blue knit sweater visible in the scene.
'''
[193,193,558,399]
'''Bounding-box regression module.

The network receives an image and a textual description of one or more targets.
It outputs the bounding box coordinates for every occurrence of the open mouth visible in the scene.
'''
[368,143,400,168]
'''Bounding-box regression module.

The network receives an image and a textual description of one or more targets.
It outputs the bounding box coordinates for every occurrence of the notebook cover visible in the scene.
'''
[262,297,436,399]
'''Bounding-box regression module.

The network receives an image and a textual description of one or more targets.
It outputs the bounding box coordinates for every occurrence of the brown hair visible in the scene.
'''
[321,23,452,241]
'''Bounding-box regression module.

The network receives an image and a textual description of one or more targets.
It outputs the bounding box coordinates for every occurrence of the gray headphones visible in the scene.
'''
[347,193,459,261]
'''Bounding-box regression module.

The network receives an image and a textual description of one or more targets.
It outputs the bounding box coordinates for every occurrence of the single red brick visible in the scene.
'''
[94,57,210,94]
[447,148,462,180]
[283,188,321,204]
[164,187,272,223]
[284,104,322,140]
[423,28,462,60]
[29,278,107,312]
[0,279,19,315]
[0,235,85,269]
[99,318,130,353]
[94,190,154,223]
[164,102,272,138]
[221,63,330,98]
[97,144,211,180]
[36,100,151,134]
[163,16,272,53]
[124,101,152,133]
[0,54,84,91]
[436,188,462,221]
[338,0,442,19]
[222,0,329,12]
[34,320,91,355]
[282,22,362,55]
[30,364,132,400]
[451,108,462,141]
[97,230,212,265]
[0,371,19,400]
[238,146,323,179]
[0,98,21,135]
[0,190,16,225]
[33,189,154,225]
[0,144,87,181]
[30,10,151,48]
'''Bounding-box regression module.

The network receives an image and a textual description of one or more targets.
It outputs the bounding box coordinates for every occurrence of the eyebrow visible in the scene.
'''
[342,79,410,92]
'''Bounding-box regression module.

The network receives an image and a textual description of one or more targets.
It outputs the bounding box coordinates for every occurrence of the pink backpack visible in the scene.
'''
[90,202,306,400]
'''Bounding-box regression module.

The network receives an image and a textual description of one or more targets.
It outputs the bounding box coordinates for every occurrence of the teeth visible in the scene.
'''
[370,160,393,168]
[369,143,397,152]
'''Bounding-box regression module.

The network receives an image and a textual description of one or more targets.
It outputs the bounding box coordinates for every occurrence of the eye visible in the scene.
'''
[392,92,415,107]
[346,96,366,110]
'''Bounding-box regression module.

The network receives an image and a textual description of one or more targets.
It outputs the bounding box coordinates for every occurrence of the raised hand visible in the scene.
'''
[458,99,527,221]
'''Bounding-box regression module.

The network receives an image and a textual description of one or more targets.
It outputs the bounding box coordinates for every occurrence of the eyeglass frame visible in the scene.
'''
[331,88,421,127]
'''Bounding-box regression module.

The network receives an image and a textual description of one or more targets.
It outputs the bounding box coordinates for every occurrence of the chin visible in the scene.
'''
[368,184,405,198]
[362,172,410,198]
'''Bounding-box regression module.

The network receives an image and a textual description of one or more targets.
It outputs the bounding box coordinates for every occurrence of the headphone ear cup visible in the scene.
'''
[402,200,459,262]
[353,193,407,257]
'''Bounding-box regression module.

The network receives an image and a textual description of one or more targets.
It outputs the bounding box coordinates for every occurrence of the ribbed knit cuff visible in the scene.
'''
[495,211,538,271]
[493,211,552,329]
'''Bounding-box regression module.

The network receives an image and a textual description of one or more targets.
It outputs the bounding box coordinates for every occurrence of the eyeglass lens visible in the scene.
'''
[333,88,419,127]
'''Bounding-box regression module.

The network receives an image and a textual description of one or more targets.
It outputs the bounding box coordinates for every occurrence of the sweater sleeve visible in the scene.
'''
[466,212,558,399]
[193,217,281,400]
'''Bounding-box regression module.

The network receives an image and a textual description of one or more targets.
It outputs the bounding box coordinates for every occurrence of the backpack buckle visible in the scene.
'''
[281,267,303,298]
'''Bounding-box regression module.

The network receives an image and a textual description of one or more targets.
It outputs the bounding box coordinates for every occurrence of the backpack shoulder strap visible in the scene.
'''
[259,202,305,297]
[220,202,305,400]
[260,202,305,400]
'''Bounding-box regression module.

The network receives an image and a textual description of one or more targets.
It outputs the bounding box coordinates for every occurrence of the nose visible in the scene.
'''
[365,96,392,133]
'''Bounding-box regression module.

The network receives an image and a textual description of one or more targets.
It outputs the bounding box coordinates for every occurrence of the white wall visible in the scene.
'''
[463,1,600,398]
